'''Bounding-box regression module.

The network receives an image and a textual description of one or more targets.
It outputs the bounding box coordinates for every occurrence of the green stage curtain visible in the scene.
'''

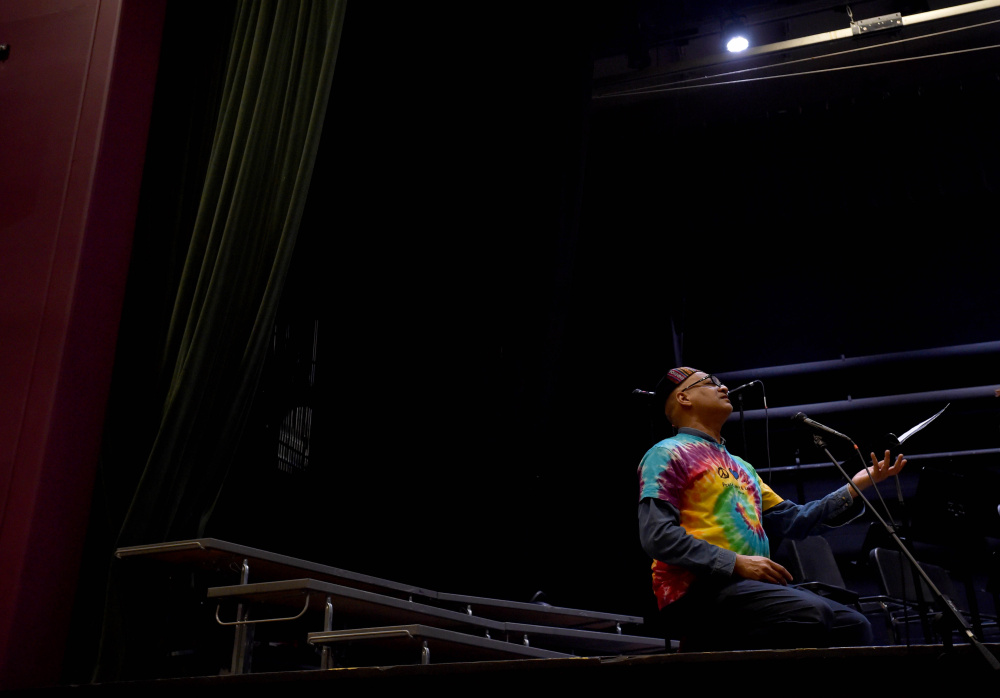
[122,0,346,546]
[88,0,347,681]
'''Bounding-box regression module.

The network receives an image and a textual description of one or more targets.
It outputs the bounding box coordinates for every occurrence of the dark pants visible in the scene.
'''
[661,578,873,651]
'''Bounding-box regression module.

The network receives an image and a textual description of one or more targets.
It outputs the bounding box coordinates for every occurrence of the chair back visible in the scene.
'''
[869,547,959,609]
[790,536,848,587]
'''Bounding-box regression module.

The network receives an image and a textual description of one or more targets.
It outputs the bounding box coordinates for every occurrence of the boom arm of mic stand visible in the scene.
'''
[810,435,1000,671]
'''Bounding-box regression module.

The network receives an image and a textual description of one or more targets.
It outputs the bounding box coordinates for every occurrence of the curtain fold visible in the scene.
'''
[118,0,347,547]
[91,0,347,682]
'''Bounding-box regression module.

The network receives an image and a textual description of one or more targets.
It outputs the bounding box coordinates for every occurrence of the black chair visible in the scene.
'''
[868,547,999,645]
[988,550,1000,624]
[777,535,901,645]
[778,536,861,609]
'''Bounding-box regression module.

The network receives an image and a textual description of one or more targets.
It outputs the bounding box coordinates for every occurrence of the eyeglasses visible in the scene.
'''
[681,374,723,391]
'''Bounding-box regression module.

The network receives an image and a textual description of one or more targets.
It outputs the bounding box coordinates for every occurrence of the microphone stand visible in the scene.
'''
[736,393,748,458]
[810,433,1000,671]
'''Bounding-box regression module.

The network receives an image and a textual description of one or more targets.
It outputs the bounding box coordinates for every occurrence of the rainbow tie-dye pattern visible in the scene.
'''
[638,432,784,608]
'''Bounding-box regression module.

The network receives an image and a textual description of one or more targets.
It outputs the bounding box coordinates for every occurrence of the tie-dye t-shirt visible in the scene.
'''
[637,431,784,608]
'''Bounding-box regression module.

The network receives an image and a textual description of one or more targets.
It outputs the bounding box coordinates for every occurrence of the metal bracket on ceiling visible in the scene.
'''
[851,11,904,36]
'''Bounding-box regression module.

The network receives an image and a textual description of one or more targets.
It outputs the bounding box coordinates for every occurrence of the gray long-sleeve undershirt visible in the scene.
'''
[638,483,862,580]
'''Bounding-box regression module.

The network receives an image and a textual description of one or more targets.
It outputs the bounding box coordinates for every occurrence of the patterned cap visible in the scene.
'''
[654,367,701,403]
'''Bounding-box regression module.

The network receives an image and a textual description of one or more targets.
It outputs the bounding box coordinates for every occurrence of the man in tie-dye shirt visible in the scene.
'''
[637,367,906,650]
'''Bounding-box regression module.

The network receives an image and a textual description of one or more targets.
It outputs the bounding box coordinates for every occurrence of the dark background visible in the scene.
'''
[134,0,1000,644]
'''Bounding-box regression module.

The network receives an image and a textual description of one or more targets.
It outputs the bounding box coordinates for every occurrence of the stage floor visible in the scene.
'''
[7,644,999,696]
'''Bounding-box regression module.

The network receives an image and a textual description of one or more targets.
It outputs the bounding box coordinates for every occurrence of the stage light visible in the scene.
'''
[727,35,749,52]
[722,15,750,53]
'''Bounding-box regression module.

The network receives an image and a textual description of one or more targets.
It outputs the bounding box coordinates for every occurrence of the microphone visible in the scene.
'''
[632,389,655,397]
[726,380,760,397]
[792,412,854,443]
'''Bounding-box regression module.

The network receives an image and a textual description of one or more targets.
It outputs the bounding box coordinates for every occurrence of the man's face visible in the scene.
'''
[677,371,734,419]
